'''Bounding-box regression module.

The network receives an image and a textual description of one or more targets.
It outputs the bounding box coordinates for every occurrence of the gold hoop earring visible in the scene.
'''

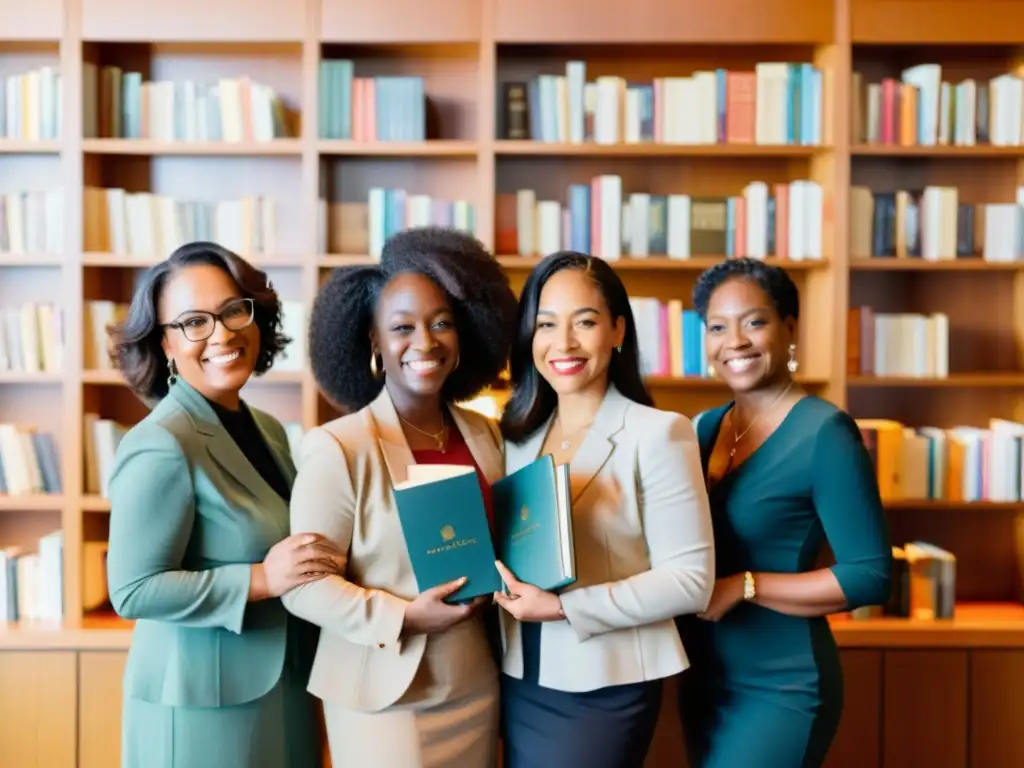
[167,358,178,388]
[370,350,383,379]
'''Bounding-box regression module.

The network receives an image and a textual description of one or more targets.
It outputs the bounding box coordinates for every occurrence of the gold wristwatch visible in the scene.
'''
[743,571,756,601]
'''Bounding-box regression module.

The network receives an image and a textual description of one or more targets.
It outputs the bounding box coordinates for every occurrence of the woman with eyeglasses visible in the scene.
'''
[105,241,343,768]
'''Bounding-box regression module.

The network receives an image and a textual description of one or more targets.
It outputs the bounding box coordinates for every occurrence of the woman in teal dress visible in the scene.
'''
[675,257,892,768]
[105,242,341,768]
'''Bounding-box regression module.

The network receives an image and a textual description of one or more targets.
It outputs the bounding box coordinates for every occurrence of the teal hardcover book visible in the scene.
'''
[493,454,576,592]
[393,464,502,604]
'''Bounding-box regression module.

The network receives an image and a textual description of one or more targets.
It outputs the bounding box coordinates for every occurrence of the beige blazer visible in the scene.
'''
[499,385,715,693]
[281,387,504,712]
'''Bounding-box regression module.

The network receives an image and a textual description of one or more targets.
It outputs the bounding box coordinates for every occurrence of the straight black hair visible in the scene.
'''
[500,251,654,443]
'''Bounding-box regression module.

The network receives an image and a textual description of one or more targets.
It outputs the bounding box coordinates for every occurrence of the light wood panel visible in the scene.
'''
[851,0,1024,44]
[0,0,63,40]
[78,651,127,768]
[80,0,306,42]
[0,651,77,767]
[321,0,482,43]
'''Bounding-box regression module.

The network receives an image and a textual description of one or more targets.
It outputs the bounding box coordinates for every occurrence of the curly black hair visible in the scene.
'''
[309,227,518,412]
[692,257,800,323]
[109,241,290,401]
[500,251,654,444]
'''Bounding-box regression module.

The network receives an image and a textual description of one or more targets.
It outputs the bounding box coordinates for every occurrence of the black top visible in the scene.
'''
[208,398,291,503]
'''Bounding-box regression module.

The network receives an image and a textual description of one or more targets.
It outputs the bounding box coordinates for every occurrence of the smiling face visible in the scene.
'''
[372,271,459,403]
[704,276,795,393]
[158,263,260,406]
[531,267,625,399]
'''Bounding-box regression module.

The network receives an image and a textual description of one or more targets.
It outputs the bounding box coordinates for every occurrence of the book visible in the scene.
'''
[493,454,576,592]
[392,464,503,604]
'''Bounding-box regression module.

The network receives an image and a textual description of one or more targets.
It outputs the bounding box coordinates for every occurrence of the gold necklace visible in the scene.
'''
[399,414,448,452]
[729,381,794,459]
[555,416,592,452]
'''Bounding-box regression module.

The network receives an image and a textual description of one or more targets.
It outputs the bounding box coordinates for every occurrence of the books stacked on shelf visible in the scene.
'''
[500,178,824,261]
[852,65,1022,146]
[83,300,127,371]
[0,190,65,255]
[856,417,1024,503]
[1,303,64,374]
[318,60,425,141]
[630,297,709,379]
[851,543,956,622]
[0,424,61,496]
[847,306,949,378]
[83,414,126,499]
[850,185,1024,261]
[82,65,296,141]
[324,190,474,260]
[84,187,278,259]
[0,67,62,141]
[0,531,64,622]
[499,61,824,146]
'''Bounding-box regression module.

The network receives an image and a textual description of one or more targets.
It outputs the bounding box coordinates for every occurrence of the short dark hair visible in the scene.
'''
[692,257,800,323]
[499,251,654,444]
[110,241,290,400]
[309,227,518,412]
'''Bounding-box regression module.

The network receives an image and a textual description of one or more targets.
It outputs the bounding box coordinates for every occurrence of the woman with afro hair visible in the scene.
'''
[280,226,518,768]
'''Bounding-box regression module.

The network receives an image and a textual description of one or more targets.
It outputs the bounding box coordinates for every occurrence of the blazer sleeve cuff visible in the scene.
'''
[373,590,410,651]
[556,589,599,643]
[220,564,253,635]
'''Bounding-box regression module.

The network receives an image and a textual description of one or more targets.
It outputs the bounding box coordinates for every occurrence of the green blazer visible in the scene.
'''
[106,377,310,708]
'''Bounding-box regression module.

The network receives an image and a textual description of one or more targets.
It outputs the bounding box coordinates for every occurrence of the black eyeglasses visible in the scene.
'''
[163,298,255,342]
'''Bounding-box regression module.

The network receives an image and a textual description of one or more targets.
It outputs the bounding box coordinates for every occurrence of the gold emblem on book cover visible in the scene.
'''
[441,525,456,541]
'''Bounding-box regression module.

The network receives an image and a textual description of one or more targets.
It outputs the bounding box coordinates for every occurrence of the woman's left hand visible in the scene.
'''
[697,574,745,622]
[493,561,566,622]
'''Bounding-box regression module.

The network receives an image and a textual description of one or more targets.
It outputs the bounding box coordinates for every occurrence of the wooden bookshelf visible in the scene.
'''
[1,1,1024,766]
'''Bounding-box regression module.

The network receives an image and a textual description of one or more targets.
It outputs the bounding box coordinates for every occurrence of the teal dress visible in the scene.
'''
[676,396,892,768]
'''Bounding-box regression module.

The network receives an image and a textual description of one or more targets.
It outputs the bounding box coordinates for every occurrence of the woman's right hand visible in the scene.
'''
[251,533,344,600]
[401,577,487,635]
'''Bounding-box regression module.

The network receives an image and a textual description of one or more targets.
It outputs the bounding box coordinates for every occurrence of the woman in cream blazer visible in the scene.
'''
[281,228,518,768]
[495,251,716,768]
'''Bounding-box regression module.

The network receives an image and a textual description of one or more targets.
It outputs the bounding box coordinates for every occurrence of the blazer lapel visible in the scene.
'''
[449,407,503,485]
[369,388,415,488]
[568,385,628,504]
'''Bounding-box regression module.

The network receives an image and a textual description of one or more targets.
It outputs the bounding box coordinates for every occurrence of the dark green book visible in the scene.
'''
[493,454,576,592]
[393,465,502,604]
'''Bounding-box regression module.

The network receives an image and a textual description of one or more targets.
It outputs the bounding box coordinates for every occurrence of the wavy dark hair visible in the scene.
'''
[500,251,654,443]
[109,241,290,401]
[309,227,518,412]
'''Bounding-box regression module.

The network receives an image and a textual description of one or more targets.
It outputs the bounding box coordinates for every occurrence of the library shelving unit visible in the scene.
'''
[1,0,1023,766]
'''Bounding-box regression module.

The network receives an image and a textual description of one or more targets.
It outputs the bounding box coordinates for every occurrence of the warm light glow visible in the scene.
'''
[458,389,509,419]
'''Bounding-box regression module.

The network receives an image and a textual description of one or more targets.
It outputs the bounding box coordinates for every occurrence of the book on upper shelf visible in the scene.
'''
[318,59,425,142]
[0,531,63,622]
[847,306,949,379]
[499,60,824,146]
[0,66,62,142]
[852,64,1023,148]
[0,301,64,376]
[850,185,1024,263]
[393,465,503,604]
[631,297,709,380]
[0,190,64,255]
[492,454,575,593]
[499,178,824,261]
[0,423,62,496]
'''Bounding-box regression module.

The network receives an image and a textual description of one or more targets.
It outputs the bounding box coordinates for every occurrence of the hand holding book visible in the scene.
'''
[401,576,488,635]
[493,560,567,622]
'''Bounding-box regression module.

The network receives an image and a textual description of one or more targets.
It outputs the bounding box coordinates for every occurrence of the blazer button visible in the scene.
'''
[378,642,385,649]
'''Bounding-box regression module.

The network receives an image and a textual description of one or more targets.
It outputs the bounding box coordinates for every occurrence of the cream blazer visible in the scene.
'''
[499,385,715,693]
[281,387,504,712]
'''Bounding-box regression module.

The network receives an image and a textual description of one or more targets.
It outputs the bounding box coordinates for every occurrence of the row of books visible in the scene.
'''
[858,417,1024,504]
[84,187,279,259]
[83,64,295,142]
[500,61,824,146]
[847,307,949,379]
[1,67,62,142]
[501,178,825,261]
[0,424,61,496]
[357,190,476,260]
[631,297,710,379]
[853,65,1024,147]
[83,300,126,371]
[0,531,64,622]
[317,60,426,142]
[850,185,1024,262]
[0,190,64,256]
[850,543,956,622]
[1,303,64,375]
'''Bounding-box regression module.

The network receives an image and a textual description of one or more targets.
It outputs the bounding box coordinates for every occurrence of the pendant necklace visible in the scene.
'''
[399,414,447,452]
[730,381,794,459]
[556,417,592,452]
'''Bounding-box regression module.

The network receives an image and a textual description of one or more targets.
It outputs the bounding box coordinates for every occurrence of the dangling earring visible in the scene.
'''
[616,344,622,353]
[370,349,383,379]
[167,358,178,388]
[787,343,799,373]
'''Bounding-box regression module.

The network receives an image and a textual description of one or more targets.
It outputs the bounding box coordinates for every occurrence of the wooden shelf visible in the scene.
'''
[80,495,110,513]
[82,252,306,268]
[832,603,1024,648]
[0,254,64,267]
[0,494,64,511]
[0,614,131,650]
[0,140,60,154]
[0,372,63,384]
[884,500,1024,511]
[80,139,304,156]
[318,140,478,157]
[852,144,1024,158]
[850,258,1024,271]
[494,141,826,158]
[848,373,1024,388]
